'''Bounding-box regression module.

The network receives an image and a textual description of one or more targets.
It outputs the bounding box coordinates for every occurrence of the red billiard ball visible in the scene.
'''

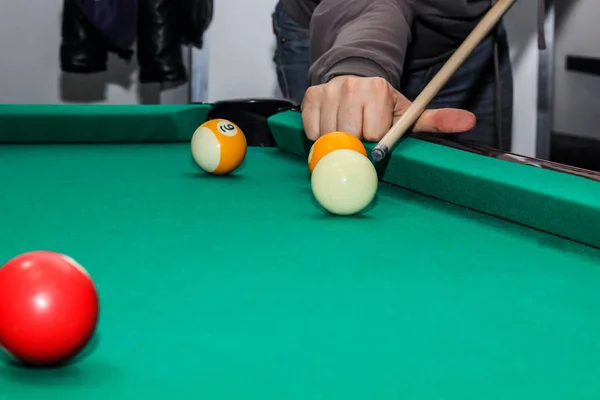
[0,251,99,366]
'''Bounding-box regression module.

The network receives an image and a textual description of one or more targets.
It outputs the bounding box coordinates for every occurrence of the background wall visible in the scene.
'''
[504,0,542,156]
[553,0,600,140]
[1,0,597,158]
[194,0,280,102]
[0,0,188,104]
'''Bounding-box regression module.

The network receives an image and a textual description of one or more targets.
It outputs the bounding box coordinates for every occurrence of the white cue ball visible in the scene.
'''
[311,149,378,215]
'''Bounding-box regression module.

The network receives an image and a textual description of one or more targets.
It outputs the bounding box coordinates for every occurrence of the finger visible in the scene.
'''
[336,93,364,138]
[363,90,393,141]
[319,90,340,136]
[391,91,412,120]
[414,108,476,134]
[301,98,321,141]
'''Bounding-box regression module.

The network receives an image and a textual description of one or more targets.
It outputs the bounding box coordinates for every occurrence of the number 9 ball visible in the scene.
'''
[191,119,247,175]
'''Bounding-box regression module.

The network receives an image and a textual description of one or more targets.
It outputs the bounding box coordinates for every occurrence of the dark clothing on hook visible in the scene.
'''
[60,0,213,84]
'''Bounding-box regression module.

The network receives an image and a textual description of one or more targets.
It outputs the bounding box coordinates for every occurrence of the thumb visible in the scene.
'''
[413,108,477,134]
[392,93,476,134]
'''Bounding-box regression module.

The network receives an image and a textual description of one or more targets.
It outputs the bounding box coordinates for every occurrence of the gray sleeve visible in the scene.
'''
[308,0,415,89]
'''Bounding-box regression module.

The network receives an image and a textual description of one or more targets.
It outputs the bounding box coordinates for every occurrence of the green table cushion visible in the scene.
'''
[268,110,600,249]
[0,104,211,143]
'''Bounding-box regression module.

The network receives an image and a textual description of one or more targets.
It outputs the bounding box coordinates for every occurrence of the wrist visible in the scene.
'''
[321,58,393,86]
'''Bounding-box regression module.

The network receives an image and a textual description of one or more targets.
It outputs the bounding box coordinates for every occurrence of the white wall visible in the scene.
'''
[0,0,187,104]
[553,0,600,139]
[504,1,541,157]
[194,0,280,102]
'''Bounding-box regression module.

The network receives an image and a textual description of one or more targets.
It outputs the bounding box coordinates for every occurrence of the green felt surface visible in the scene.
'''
[0,104,211,143]
[2,144,600,399]
[269,110,600,249]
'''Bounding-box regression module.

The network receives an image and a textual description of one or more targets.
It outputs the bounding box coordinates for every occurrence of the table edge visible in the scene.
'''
[268,110,600,249]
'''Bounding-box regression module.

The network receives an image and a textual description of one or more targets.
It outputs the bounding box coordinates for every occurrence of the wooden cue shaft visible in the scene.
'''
[370,0,518,163]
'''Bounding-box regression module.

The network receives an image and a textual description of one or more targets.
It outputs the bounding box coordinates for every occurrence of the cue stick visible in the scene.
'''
[369,0,518,163]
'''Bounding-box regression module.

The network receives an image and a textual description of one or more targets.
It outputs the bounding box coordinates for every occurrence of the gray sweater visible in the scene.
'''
[281,0,498,88]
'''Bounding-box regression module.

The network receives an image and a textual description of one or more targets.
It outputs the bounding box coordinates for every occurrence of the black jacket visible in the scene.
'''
[60,0,213,84]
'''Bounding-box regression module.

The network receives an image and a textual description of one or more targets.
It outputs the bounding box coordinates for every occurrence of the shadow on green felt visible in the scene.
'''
[186,154,248,178]
[1,332,100,371]
[309,191,379,219]
[0,333,123,387]
[182,171,246,180]
[0,354,122,388]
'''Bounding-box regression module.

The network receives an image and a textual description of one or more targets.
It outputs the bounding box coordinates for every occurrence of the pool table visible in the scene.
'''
[1,100,600,399]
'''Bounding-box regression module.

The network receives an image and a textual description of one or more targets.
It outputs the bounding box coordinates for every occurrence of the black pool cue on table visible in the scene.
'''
[369,0,518,164]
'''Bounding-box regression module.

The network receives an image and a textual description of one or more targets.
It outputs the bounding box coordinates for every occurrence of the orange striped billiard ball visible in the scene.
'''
[308,131,367,173]
[191,119,247,175]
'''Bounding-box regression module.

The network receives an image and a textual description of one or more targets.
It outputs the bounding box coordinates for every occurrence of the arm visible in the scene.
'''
[302,0,473,142]
[308,0,415,89]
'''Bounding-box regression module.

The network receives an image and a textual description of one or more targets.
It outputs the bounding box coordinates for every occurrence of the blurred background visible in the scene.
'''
[0,0,597,170]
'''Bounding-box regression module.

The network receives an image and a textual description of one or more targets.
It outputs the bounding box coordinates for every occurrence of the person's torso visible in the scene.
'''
[281,0,494,69]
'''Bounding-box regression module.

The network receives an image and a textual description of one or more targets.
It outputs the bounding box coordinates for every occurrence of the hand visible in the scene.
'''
[301,75,476,141]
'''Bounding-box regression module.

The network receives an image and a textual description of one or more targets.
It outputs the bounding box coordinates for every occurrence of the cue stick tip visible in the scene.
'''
[369,145,388,164]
